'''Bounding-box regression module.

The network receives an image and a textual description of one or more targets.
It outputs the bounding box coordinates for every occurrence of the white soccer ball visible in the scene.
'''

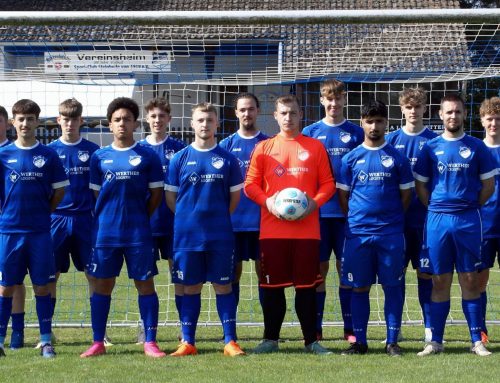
[274,187,308,221]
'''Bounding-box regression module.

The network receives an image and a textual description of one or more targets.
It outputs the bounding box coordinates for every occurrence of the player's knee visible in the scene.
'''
[0,285,15,297]
[32,284,50,296]
[213,283,232,295]
[134,278,156,295]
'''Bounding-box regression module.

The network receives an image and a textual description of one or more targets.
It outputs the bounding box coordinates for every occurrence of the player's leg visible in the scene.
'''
[9,284,26,349]
[316,218,332,340]
[0,285,15,357]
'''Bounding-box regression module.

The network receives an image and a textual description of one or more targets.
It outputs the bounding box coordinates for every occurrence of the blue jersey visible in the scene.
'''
[140,135,186,236]
[0,141,69,233]
[481,143,500,238]
[219,131,268,231]
[90,142,164,247]
[48,138,99,214]
[302,119,364,217]
[337,142,414,236]
[386,127,437,228]
[166,144,244,251]
[413,134,496,213]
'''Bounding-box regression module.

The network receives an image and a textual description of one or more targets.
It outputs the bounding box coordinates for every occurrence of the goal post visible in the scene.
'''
[0,9,498,328]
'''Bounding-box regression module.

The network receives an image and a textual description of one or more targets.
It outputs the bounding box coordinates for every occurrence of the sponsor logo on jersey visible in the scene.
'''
[381,156,394,168]
[7,159,17,163]
[104,170,116,182]
[358,171,368,184]
[129,155,142,166]
[165,149,175,160]
[438,161,447,174]
[274,165,286,177]
[189,172,200,185]
[33,155,46,168]
[78,151,90,162]
[340,131,352,143]
[9,170,20,183]
[211,156,224,169]
[298,150,310,161]
[459,146,471,159]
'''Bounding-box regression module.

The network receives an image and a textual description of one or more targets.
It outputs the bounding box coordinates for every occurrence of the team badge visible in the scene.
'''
[459,146,471,159]
[165,149,175,160]
[9,170,20,183]
[381,156,394,168]
[189,172,200,185]
[298,150,310,161]
[274,165,286,177]
[340,131,352,143]
[437,161,447,174]
[33,155,46,168]
[78,151,90,162]
[358,170,368,184]
[211,156,224,169]
[129,155,142,166]
[419,141,425,150]
[104,170,115,182]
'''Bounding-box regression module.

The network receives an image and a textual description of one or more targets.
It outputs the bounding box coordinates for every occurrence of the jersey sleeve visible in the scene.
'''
[148,152,165,189]
[413,143,431,182]
[227,153,244,192]
[301,125,312,137]
[50,151,70,189]
[244,142,268,207]
[89,151,102,191]
[313,144,335,207]
[165,152,180,192]
[336,155,352,191]
[397,155,415,190]
[477,142,496,181]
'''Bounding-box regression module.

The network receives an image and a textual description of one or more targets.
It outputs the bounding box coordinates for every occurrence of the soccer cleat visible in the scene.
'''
[224,340,246,357]
[343,332,356,344]
[424,328,433,343]
[80,341,106,358]
[252,339,279,354]
[34,332,57,349]
[385,343,402,357]
[103,335,114,347]
[481,331,489,344]
[471,341,492,357]
[0,346,5,357]
[170,341,198,357]
[144,341,166,358]
[10,330,24,350]
[40,343,56,358]
[305,341,333,355]
[341,342,368,355]
[380,331,404,344]
[417,341,443,356]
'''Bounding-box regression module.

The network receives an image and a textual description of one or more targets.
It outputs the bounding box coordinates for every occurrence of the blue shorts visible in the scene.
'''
[481,237,500,270]
[234,231,260,262]
[51,214,93,273]
[89,245,158,280]
[0,232,56,286]
[404,227,424,270]
[172,246,234,285]
[423,210,483,275]
[153,234,173,261]
[341,233,405,288]
[319,217,346,262]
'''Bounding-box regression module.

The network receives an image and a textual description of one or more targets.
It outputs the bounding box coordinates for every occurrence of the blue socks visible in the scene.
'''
[35,294,52,344]
[417,277,433,328]
[480,291,488,334]
[258,286,264,309]
[174,294,183,322]
[315,291,326,334]
[0,296,13,343]
[383,285,403,344]
[138,293,159,343]
[232,283,240,308]
[216,293,237,344]
[462,298,482,343]
[91,293,111,342]
[181,294,201,345]
[351,291,370,345]
[339,287,353,333]
[11,312,24,333]
[430,300,450,344]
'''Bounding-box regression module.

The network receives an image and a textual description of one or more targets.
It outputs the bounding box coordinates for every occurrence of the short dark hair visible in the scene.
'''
[233,92,260,109]
[144,97,171,114]
[59,98,83,118]
[106,97,139,122]
[440,93,465,110]
[12,99,41,118]
[0,105,8,121]
[361,99,388,119]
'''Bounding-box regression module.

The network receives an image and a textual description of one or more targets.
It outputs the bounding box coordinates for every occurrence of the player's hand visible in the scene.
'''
[297,193,317,220]
[266,192,282,219]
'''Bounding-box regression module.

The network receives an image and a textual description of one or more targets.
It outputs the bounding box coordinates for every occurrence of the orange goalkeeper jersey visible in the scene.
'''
[244,133,335,239]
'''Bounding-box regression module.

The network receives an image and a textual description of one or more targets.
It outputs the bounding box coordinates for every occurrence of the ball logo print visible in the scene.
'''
[33,155,46,168]
[165,149,175,160]
[211,156,224,169]
[298,150,310,161]
[340,131,352,143]
[129,155,142,166]
[459,146,471,159]
[274,187,308,221]
[381,155,394,168]
[78,151,90,162]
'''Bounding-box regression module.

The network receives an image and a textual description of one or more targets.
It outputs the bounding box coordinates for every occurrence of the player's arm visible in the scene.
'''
[93,190,100,199]
[229,189,241,214]
[338,189,349,216]
[479,176,495,206]
[400,188,412,211]
[414,180,429,207]
[50,187,65,212]
[147,187,163,216]
[165,190,177,213]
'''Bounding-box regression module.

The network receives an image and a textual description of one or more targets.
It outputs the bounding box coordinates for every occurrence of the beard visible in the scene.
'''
[445,124,462,133]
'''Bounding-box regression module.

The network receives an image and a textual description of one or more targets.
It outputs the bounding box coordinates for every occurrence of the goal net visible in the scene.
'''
[0,9,498,328]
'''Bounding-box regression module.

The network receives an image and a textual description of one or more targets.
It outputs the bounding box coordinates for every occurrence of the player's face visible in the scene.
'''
[321,93,345,120]
[58,115,83,140]
[191,110,218,140]
[109,108,136,140]
[12,113,39,141]
[274,101,302,136]
[401,103,426,124]
[481,113,500,139]
[439,101,465,134]
[146,107,171,135]
[362,115,387,143]
[235,97,259,131]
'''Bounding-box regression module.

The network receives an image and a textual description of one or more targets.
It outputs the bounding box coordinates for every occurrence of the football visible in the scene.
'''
[274,187,308,221]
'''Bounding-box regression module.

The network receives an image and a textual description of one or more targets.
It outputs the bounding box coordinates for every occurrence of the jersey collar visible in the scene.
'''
[145,134,168,146]
[111,141,137,151]
[361,141,388,151]
[441,133,465,141]
[60,137,83,146]
[237,130,261,139]
[322,118,346,127]
[190,142,217,152]
[14,140,40,150]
